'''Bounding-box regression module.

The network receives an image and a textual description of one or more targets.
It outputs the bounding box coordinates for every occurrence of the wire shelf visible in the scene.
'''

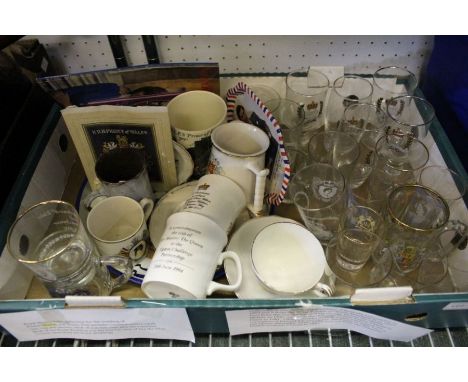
[2,327,467,347]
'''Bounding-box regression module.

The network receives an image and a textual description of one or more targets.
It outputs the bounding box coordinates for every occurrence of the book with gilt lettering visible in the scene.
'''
[61,105,177,192]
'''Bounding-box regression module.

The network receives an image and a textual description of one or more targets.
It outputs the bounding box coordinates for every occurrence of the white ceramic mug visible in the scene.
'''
[141,211,243,299]
[250,221,335,296]
[208,121,270,215]
[181,174,246,233]
[87,196,154,261]
[167,90,227,178]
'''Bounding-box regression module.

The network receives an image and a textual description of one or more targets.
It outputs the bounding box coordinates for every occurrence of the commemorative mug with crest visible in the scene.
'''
[141,211,243,299]
[181,174,246,234]
[167,90,227,178]
[208,121,270,215]
[384,184,467,274]
[289,163,347,243]
[86,195,154,262]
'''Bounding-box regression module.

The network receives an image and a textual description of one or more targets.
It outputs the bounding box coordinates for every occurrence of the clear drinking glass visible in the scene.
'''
[283,148,310,204]
[339,205,385,237]
[372,66,418,111]
[308,131,360,184]
[338,103,387,188]
[286,69,330,124]
[250,84,281,105]
[335,228,382,272]
[418,165,467,206]
[324,75,373,131]
[385,95,435,142]
[340,102,387,150]
[265,98,305,150]
[407,248,449,293]
[448,245,468,292]
[325,234,392,288]
[7,200,132,297]
[369,135,430,196]
[289,163,346,243]
[348,179,387,213]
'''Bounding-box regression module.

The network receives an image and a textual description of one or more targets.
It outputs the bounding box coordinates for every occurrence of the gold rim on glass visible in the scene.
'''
[7,200,79,264]
[387,184,449,232]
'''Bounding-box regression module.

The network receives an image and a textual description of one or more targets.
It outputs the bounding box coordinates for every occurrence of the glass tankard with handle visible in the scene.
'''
[384,185,467,275]
[7,200,132,297]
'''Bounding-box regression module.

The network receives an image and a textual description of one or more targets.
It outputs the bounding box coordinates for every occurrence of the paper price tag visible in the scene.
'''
[0,308,194,343]
[226,306,432,342]
[443,302,468,311]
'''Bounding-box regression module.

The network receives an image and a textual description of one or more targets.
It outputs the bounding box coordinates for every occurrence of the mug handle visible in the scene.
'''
[139,198,154,221]
[246,163,269,215]
[84,190,108,210]
[101,255,133,291]
[311,263,336,297]
[206,250,242,296]
[312,283,335,297]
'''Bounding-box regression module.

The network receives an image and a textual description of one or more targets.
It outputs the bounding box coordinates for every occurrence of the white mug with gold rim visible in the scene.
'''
[167,90,227,177]
[208,121,270,215]
[87,195,154,261]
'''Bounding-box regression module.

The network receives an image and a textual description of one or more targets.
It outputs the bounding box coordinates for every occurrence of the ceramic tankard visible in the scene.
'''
[208,121,270,215]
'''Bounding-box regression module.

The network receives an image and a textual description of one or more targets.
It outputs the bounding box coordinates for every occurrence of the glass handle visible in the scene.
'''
[447,220,468,250]
[438,220,468,255]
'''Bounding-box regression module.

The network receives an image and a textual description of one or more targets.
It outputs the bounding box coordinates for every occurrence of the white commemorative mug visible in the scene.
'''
[86,195,154,261]
[207,121,270,215]
[167,90,227,178]
[141,211,242,299]
[181,174,246,234]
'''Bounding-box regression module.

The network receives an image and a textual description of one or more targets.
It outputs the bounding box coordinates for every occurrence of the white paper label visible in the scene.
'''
[0,308,194,343]
[226,306,432,342]
[443,302,468,311]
